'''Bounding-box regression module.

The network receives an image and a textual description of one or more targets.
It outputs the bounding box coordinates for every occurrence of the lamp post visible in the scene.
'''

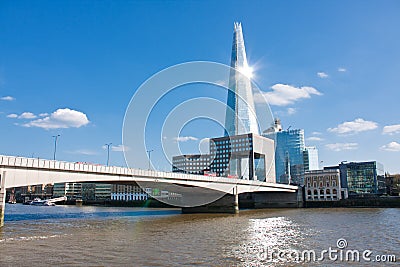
[52,135,60,160]
[105,143,112,166]
[146,149,154,170]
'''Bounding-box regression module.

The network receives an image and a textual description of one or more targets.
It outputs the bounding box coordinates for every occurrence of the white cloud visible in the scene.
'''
[22,108,90,129]
[1,96,15,101]
[67,149,99,156]
[380,142,400,152]
[328,118,378,135]
[256,84,322,106]
[325,143,358,152]
[173,136,198,142]
[307,136,324,142]
[338,67,347,72]
[111,145,130,152]
[317,72,328,78]
[7,112,39,119]
[312,131,322,135]
[7,113,18,118]
[382,124,400,135]
[39,113,49,117]
[18,112,37,119]
[287,107,296,115]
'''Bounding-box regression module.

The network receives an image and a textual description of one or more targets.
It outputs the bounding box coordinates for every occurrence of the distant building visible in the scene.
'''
[340,161,386,195]
[386,174,400,196]
[53,182,82,199]
[210,133,275,182]
[15,184,53,202]
[172,154,211,175]
[111,184,148,201]
[81,183,111,201]
[172,133,276,182]
[325,161,386,196]
[53,182,111,201]
[92,183,111,201]
[304,169,347,201]
[303,146,319,171]
[263,119,306,185]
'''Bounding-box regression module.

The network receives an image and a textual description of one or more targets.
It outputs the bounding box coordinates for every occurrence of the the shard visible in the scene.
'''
[224,22,259,136]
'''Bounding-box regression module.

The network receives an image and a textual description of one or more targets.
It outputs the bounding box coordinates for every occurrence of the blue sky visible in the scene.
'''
[1,0,400,173]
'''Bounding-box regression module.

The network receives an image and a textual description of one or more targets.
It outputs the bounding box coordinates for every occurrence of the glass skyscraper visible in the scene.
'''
[263,119,306,185]
[224,22,259,136]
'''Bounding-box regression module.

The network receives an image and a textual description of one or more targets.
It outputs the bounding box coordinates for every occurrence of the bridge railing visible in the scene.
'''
[0,155,185,178]
[0,155,224,179]
[0,155,298,190]
[0,155,217,180]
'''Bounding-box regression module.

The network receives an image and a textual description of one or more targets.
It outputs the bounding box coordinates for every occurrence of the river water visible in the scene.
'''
[0,204,398,266]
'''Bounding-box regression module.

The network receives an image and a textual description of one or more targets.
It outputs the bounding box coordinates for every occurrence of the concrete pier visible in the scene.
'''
[0,171,6,227]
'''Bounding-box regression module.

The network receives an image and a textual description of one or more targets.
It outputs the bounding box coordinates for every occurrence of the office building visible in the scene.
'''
[304,169,348,201]
[263,119,306,185]
[386,174,400,196]
[53,182,82,199]
[172,133,276,182]
[209,133,275,182]
[16,184,53,202]
[81,183,112,201]
[304,146,319,171]
[111,185,148,201]
[338,161,386,195]
[172,154,211,175]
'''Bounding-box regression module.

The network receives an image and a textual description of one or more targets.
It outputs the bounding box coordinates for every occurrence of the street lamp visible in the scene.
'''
[146,149,154,170]
[105,143,112,166]
[52,135,60,160]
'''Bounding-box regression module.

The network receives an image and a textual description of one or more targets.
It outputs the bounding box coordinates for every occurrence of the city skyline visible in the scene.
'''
[1,1,400,173]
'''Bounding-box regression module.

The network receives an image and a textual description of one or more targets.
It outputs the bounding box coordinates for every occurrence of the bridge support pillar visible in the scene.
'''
[0,171,6,227]
[182,187,239,214]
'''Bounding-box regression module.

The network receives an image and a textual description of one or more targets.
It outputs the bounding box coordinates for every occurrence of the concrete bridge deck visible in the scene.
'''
[0,155,299,226]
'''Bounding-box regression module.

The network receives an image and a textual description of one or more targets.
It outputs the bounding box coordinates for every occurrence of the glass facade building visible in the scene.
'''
[304,146,319,171]
[54,182,111,201]
[224,22,259,136]
[338,161,386,195]
[172,23,276,183]
[264,129,305,185]
[172,133,276,182]
[172,154,211,175]
[53,182,82,199]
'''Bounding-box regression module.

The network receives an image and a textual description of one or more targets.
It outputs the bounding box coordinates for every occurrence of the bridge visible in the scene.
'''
[0,155,300,227]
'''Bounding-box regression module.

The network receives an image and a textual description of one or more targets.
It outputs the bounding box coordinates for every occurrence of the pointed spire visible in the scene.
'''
[224,22,259,136]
